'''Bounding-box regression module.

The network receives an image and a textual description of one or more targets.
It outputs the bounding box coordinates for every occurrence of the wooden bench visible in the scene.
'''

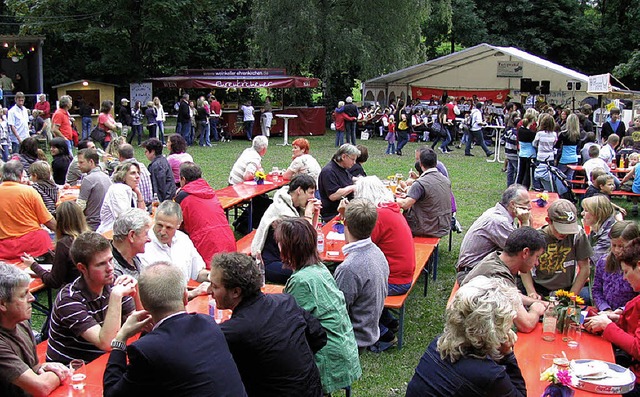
[413,237,440,281]
[447,280,460,305]
[573,188,640,199]
[236,230,256,255]
[385,242,435,349]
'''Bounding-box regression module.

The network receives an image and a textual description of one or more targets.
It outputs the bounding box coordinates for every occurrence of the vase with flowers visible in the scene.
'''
[552,289,584,334]
[254,170,266,185]
[540,366,575,397]
[536,192,550,207]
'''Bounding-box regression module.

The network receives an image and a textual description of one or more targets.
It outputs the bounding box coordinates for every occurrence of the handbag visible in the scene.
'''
[330,122,336,131]
[90,125,106,143]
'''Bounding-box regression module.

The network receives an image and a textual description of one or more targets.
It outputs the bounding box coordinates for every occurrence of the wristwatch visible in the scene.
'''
[110,339,127,351]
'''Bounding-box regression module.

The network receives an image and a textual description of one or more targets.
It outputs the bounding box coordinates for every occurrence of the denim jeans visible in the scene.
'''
[345,121,357,145]
[156,120,165,144]
[129,124,143,145]
[439,129,451,151]
[335,130,344,147]
[397,133,409,153]
[466,129,491,155]
[209,117,219,141]
[199,121,210,146]
[66,139,73,154]
[244,120,254,141]
[176,121,192,145]
[1,142,9,161]
[81,116,92,140]
[265,260,292,285]
[506,158,518,187]
[11,141,19,154]
[386,142,396,154]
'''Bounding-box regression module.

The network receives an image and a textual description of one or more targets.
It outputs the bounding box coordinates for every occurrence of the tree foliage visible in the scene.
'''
[251,0,428,106]
[3,0,640,99]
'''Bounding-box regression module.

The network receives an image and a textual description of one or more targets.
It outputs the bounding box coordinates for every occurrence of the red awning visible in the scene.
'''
[149,75,319,90]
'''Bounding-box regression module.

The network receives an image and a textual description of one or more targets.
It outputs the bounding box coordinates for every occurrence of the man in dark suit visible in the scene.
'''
[103,262,246,397]
[210,252,327,397]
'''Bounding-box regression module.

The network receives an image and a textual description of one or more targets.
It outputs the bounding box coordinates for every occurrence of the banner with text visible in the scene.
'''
[411,87,511,103]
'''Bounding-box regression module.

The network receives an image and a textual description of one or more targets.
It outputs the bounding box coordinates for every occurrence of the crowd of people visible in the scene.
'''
[4,92,640,397]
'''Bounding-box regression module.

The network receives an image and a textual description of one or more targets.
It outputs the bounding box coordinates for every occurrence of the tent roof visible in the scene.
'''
[364,43,589,86]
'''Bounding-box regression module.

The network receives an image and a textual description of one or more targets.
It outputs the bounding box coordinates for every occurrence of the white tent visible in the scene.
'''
[362,43,591,107]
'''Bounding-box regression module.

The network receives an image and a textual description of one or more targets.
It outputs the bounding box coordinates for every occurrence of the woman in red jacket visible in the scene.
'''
[585,237,640,390]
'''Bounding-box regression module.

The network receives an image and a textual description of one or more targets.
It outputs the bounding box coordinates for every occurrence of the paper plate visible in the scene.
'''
[572,359,636,394]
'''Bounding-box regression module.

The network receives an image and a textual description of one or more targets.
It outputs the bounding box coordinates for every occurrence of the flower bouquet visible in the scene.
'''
[254,171,266,185]
[7,45,24,61]
[536,192,550,207]
[553,289,584,334]
[332,219,344,234]
[540,366,575,397]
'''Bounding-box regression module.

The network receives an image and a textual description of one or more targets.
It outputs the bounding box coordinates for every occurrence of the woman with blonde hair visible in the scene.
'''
[97,161,145,233]
[555,113,581,180]
[153,97,166,145]
[515,110,538,189]
[592,221,640,312]
[406,276,525,396]
[582,195,616,265]
[22,201,90,288]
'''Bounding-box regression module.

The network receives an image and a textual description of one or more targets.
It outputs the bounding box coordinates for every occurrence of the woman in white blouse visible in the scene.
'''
[97,161,146,233]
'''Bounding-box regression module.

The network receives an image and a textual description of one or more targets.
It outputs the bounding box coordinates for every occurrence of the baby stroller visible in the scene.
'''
[534,160,576,202]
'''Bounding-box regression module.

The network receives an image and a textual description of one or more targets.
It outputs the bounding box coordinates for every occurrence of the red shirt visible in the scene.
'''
[210,99,222,116]
[34,100,51,119]
[51,108,73,140]
[370,202,416,284]
[603,294,640,380]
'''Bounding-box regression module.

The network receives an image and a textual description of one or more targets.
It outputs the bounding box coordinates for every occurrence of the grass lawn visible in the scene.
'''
[33,127,637,396]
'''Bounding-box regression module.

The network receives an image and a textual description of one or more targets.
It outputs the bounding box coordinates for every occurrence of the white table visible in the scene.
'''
[275,114,298,146]
[484,125,505,163]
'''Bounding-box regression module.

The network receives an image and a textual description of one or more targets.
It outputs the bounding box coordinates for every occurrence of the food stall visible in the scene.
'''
[52,80,117,132]
[148,69,325,137]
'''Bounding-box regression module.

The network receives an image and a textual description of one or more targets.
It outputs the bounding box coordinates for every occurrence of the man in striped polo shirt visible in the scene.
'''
[46,232,137,364]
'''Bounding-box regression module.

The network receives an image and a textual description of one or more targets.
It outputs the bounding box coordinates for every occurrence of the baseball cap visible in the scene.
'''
[547,199,579,234]
[121,98,130,104]
[346,96,353,103]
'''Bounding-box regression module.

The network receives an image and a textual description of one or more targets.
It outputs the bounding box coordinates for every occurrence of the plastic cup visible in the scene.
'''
[69,359,86,390]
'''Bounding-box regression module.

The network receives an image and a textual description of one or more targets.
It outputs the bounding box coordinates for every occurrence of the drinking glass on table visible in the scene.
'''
[69,359,86,390]
[540,354,558,375]
[567,323,582,348]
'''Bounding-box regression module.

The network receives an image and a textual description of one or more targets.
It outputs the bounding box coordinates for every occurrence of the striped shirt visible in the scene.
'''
[228,147,262,185]
[46,277,135,364]
[503,128,519,161]
[533,130,557,162]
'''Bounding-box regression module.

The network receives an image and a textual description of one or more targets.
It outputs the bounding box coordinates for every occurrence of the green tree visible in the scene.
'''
[251,0,428,107]
[7,0,253,90]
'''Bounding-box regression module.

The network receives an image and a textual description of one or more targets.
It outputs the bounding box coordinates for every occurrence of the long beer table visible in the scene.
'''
[515,323,620,396]
[49,285,284,396]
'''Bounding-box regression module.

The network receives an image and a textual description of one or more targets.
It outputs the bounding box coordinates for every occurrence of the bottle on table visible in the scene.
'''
[316,223,325,253]
[542,297,558,342]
